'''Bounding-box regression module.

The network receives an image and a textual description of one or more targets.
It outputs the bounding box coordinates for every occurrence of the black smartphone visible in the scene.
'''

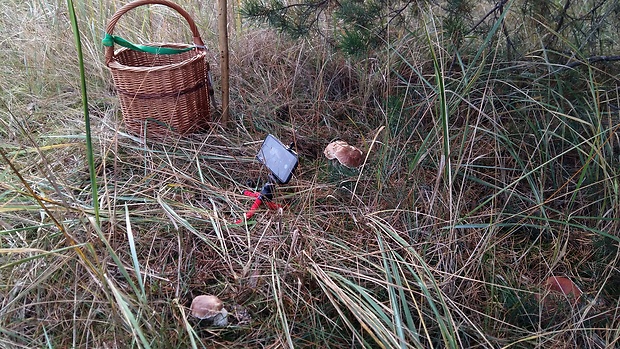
[256,134,298,184]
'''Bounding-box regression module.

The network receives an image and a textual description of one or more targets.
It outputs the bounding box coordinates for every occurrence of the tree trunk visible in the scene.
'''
[218,0,230,125]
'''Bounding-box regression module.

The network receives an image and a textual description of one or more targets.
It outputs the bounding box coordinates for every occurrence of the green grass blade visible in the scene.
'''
[66,0,98,225]
[88,217,145,303]
[377,232,407,349]
[104,274,151,349]
[125,203,146,299]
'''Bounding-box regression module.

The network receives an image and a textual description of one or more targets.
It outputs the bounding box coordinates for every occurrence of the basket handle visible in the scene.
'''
[104,0,206,65]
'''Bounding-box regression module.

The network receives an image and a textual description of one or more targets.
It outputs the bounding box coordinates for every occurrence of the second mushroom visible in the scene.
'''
[324,141,365,168]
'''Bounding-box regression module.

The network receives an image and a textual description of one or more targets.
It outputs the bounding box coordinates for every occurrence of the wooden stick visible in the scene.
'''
[218,0,230,125]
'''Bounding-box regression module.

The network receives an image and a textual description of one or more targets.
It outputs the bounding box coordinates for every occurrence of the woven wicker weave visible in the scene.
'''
[104,0,211,137]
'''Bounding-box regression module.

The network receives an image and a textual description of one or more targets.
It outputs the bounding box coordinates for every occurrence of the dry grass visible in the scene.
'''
[1,0,620,348]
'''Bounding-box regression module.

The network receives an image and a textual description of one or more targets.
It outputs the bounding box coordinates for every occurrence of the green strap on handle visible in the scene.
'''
[102,33,194,55]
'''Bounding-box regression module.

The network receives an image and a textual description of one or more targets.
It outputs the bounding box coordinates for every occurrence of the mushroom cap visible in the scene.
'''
[324,141,364,168]
[323,140,347,160]
[190,295,224,319]
[544,276,582,300]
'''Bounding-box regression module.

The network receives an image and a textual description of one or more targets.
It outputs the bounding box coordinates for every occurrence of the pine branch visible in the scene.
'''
[564,55,620,68]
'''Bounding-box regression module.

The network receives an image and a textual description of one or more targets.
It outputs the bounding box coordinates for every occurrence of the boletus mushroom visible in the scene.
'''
[190,295,229,326]
[544,276,582,303]
[323,141,364,168]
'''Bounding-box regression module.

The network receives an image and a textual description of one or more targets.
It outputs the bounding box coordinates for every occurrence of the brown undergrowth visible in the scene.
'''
[1,0,620,348]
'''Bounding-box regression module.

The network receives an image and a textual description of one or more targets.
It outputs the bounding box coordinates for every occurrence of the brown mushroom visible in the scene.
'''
[544,276,582,302]
[536,276,583,327]
[190,295,229,326]
[324,141,365,168]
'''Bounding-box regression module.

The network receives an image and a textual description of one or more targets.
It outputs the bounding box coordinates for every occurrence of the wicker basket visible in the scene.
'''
[104,0,211,137]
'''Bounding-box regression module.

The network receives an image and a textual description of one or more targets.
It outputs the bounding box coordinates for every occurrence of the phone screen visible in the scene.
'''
[256,134,298,184]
